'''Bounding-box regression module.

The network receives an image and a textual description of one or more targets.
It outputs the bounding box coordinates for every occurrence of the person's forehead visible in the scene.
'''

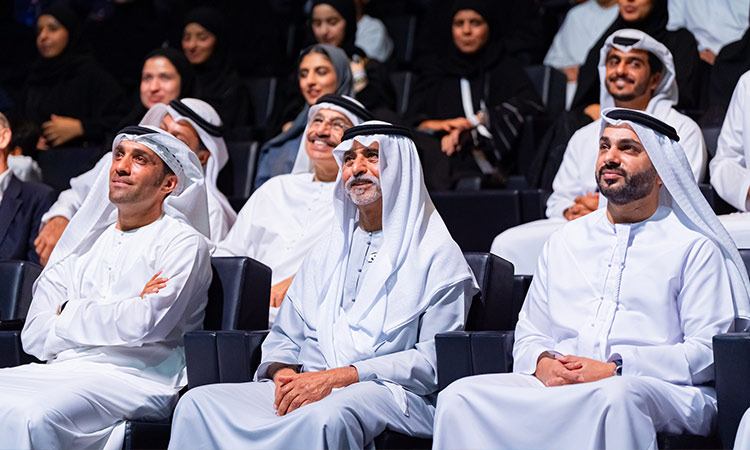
[312,3,343,19]
[607,47,649,60]
[119,140,161,159]
[349,139,379,151]
[316,108,352,123]
[144,56,178,74]
[602,123,641,141]
[37,14,61,27]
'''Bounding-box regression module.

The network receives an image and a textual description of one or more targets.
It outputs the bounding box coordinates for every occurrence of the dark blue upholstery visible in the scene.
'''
[217,141,260,212]
[0,260,42,323]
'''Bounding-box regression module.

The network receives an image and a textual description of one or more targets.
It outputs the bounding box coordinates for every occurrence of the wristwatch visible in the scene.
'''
[612,358,623,376]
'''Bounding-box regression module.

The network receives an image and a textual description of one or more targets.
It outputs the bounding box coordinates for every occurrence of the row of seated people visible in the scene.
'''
[2,108,750,448]
[5,0,749,173]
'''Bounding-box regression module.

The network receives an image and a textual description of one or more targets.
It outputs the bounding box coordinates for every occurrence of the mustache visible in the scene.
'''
[608,74,635,84]
[307,133,337,148]
[345,173,380,191]
[598,162,626,178]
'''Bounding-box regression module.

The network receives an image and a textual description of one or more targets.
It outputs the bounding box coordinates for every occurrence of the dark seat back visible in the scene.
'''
[245,77,278,129]
[523,65,567,116]
[382,15,417,67]
[218,141,260,211]
[0,260,42,320]
[702,125,721,158]
[36,146,101,193]
[203,257,271,331]
[464,253,515,331]
[389,71,413,118]
[431,190,521,252]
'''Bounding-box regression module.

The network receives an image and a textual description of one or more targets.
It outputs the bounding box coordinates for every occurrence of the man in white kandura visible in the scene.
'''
[433,108,750,450]
[168,122,478,449]
[492,28,706,275]
[0,126,212,449]
[215,94,371,322]
[709,70,750,248]
[35,98,235,264]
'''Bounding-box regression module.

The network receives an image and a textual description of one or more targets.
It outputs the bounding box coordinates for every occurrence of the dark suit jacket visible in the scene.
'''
[0,173,55,264]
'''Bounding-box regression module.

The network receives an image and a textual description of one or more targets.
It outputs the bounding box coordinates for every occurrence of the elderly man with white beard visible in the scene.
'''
[0,126,212,449]
[214,95,371,323]
[433,108,750,450]
[167,122,479,449]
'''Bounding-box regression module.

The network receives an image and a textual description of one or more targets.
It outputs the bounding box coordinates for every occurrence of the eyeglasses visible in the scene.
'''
[310,116,351,133]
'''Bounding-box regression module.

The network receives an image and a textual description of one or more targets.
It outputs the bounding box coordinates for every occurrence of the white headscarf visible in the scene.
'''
[599,29,678,118]
[290,95,371,174]
[38,126,210,286]
[287,121,478,369]
[600,108,750,320]
[140,98,235,225]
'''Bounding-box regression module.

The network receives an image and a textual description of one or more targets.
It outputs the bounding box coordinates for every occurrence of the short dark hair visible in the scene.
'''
[160,159,175,180]
[7,118,41,156]
[646,51,663,76]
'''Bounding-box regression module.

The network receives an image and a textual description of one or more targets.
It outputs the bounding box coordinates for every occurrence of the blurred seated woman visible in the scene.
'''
[407,0,543,190]
[182,7,250,129]
[18,4,126,149]
[254,43,352,189]
[117,48,196,130]
[310,0,396,116]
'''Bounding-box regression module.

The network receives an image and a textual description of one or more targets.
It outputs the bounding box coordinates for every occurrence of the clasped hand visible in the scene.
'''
[273,366,358,416]
[535,353,615,387]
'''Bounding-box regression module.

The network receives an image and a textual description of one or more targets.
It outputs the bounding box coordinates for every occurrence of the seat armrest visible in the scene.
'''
[714,332,750,448]
[0,330,40,368]
[0,319,25,331]
[185,330,270,389]
[435,330,514,391]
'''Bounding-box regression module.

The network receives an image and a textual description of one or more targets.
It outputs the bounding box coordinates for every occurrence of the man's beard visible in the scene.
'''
[345,174,382,206]
[596,162,658,205]
[606,74,650,103]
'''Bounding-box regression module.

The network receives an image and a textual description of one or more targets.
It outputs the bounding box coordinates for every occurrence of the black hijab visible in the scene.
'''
[28,3,94,85]
[311,0,364,58]
[182,7,233,104]
[429,0,505,79]
[709,8,750,109]
[143,47,196,99]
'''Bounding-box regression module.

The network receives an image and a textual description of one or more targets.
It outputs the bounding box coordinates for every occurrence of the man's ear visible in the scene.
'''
[0,128,11,151]
[162,173,179,196]
[649,71,664,94]
[197,150,210,166]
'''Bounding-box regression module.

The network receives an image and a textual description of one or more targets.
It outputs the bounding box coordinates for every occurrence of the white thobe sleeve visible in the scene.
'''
[22,233,211,360]
[611,239,735,385]
[256,298,306,379]
[351,282,472,396]
[709,77,750,211]
[546,131,589,219]
[40,154,109,225]
[677,116,707,182]
[512,241,559,375]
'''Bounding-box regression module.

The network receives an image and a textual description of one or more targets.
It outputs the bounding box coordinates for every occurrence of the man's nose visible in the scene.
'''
[352,156,367,175]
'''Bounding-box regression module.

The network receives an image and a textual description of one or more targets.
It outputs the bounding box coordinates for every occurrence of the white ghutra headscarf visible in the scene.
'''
[290,94,372,174]
[38,126,210,287]
[599,28,679,118]
[600,108,750,320]
[286,121,478,370]
[140,98,236,229]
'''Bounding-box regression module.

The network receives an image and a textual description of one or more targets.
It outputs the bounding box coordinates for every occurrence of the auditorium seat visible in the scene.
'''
[701,125,721,158]
[216,140,260,211]
[389,70,413,118]
[244,76,279,131]
[430,190,522,252]
[121,256,271,450]
[0,260,42,368]
[523,64,567,116]
[382,15,418,68]
[36,146,102,194]
[699,183,736,216]
[182,252,513,449]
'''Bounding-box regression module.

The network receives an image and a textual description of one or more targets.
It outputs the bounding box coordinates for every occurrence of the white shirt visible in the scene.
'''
[667,0,750,53]
[41,153,232,242]
[0,167,11,204]
[543,1,619,69]
[546,109,706,218]
[342,227,383,313]
[214,173,336,285]
[21,214,212,387]
[356,14,394,63]
[710,71,750,211]
[7,155,42,183]
[514,206,735,386]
